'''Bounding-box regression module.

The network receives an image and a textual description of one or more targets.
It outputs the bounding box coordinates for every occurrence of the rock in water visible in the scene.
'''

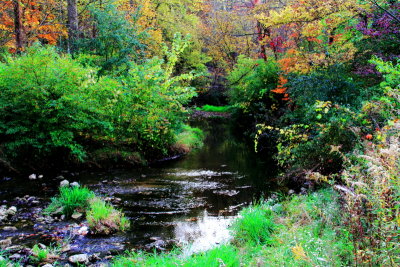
[68,254,89,264]
[60,180,70,187]
[71,212,83,220]
[6,206,17,216]
[70,182,80,187]
[3,226,17,231]
[0,238,12,249]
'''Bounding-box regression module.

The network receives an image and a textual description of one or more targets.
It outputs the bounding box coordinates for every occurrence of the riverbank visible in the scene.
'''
[111,188,352,266]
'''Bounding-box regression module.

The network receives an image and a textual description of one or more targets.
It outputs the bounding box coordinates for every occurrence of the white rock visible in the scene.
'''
[68,254,89,264]
[70,182,80,187]
[3,226,17,231]
[42,264,53,267]
[60,180,70,187]
[29,174,37,180]
[38,175,44,179]
[6,206,17,216]
[0,238,12,249]
[77,226,89,235]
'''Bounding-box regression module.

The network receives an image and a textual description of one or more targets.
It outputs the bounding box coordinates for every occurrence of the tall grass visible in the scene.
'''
[174,125,204,153]
[87,198,130,234]
[111,245,239,267]
[44,186,95,216]
[231,203,275,245]
[341,123,400,265]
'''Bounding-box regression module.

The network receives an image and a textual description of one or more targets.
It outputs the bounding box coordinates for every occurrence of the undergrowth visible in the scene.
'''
[111,188,352,266]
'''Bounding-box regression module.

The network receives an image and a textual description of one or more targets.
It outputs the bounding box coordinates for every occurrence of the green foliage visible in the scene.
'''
[87,198,130,234]
[0,44,112,162]
[75,3,147,75]
[0,35,199,168]
[31,245,49,263]
[231,202,275,245]
[195,105,233,113]
[227,56,280,113]
[286,65,363,110]
[44,186,95,217]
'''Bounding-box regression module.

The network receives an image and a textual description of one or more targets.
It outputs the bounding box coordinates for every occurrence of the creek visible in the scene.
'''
[0,117,279,261]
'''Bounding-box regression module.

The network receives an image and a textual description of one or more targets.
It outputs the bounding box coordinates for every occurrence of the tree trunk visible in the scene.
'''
[67,0,79,51]
[13,0,24,53]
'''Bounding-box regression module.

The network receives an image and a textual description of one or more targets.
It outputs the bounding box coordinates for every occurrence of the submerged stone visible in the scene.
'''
[68,254,89,264]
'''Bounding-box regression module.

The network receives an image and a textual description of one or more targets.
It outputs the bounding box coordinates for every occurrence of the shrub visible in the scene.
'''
[87,198,130,235]
[227,56,280,114]
[286,65,363,110]
[231,203,275,245]
[0,35,199,169]
[44,186,95,217]
[0,44,113,163]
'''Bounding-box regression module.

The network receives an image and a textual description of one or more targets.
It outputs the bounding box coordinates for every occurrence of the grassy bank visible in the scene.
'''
[112,188,352,266]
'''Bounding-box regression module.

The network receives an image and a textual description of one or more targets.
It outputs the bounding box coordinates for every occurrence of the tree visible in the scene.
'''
[0,0,66,51]
[67,0,79,52]
[255,0,371,73]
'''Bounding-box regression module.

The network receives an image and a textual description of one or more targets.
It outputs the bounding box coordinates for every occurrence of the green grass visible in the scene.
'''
[174,125,204,152]
[0,255,21,267]
[87,198,130,234]
[231,203,275,245]
[110,188,353,266]
[111,245,239,267]
[44,186,95,217]
[44,186,130,235]
[195,105,233,113]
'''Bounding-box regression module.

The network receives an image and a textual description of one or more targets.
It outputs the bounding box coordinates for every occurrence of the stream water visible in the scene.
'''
[0,118,279,260]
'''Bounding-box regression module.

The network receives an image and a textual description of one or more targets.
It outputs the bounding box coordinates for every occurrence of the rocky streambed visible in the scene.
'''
[0,119,280,266]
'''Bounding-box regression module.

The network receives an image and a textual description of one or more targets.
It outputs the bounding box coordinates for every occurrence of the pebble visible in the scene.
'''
[68,254,89,264]
[0,238,12,249]
[29,174,37,180]
[70,181,80,187]
[60,180,70,187]
[42,264,53,267]
[9,253,21,260]
[71,212,83,220]
[6,206,17,216]
[3,226,17,231]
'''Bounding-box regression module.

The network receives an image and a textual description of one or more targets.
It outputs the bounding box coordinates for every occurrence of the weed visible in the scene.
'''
[231,203,275,245]
[87,198,130,234]
[44,186,95,217]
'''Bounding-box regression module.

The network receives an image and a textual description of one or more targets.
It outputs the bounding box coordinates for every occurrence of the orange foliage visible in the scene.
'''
[272,75,289,101]
[0,0,66,50]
